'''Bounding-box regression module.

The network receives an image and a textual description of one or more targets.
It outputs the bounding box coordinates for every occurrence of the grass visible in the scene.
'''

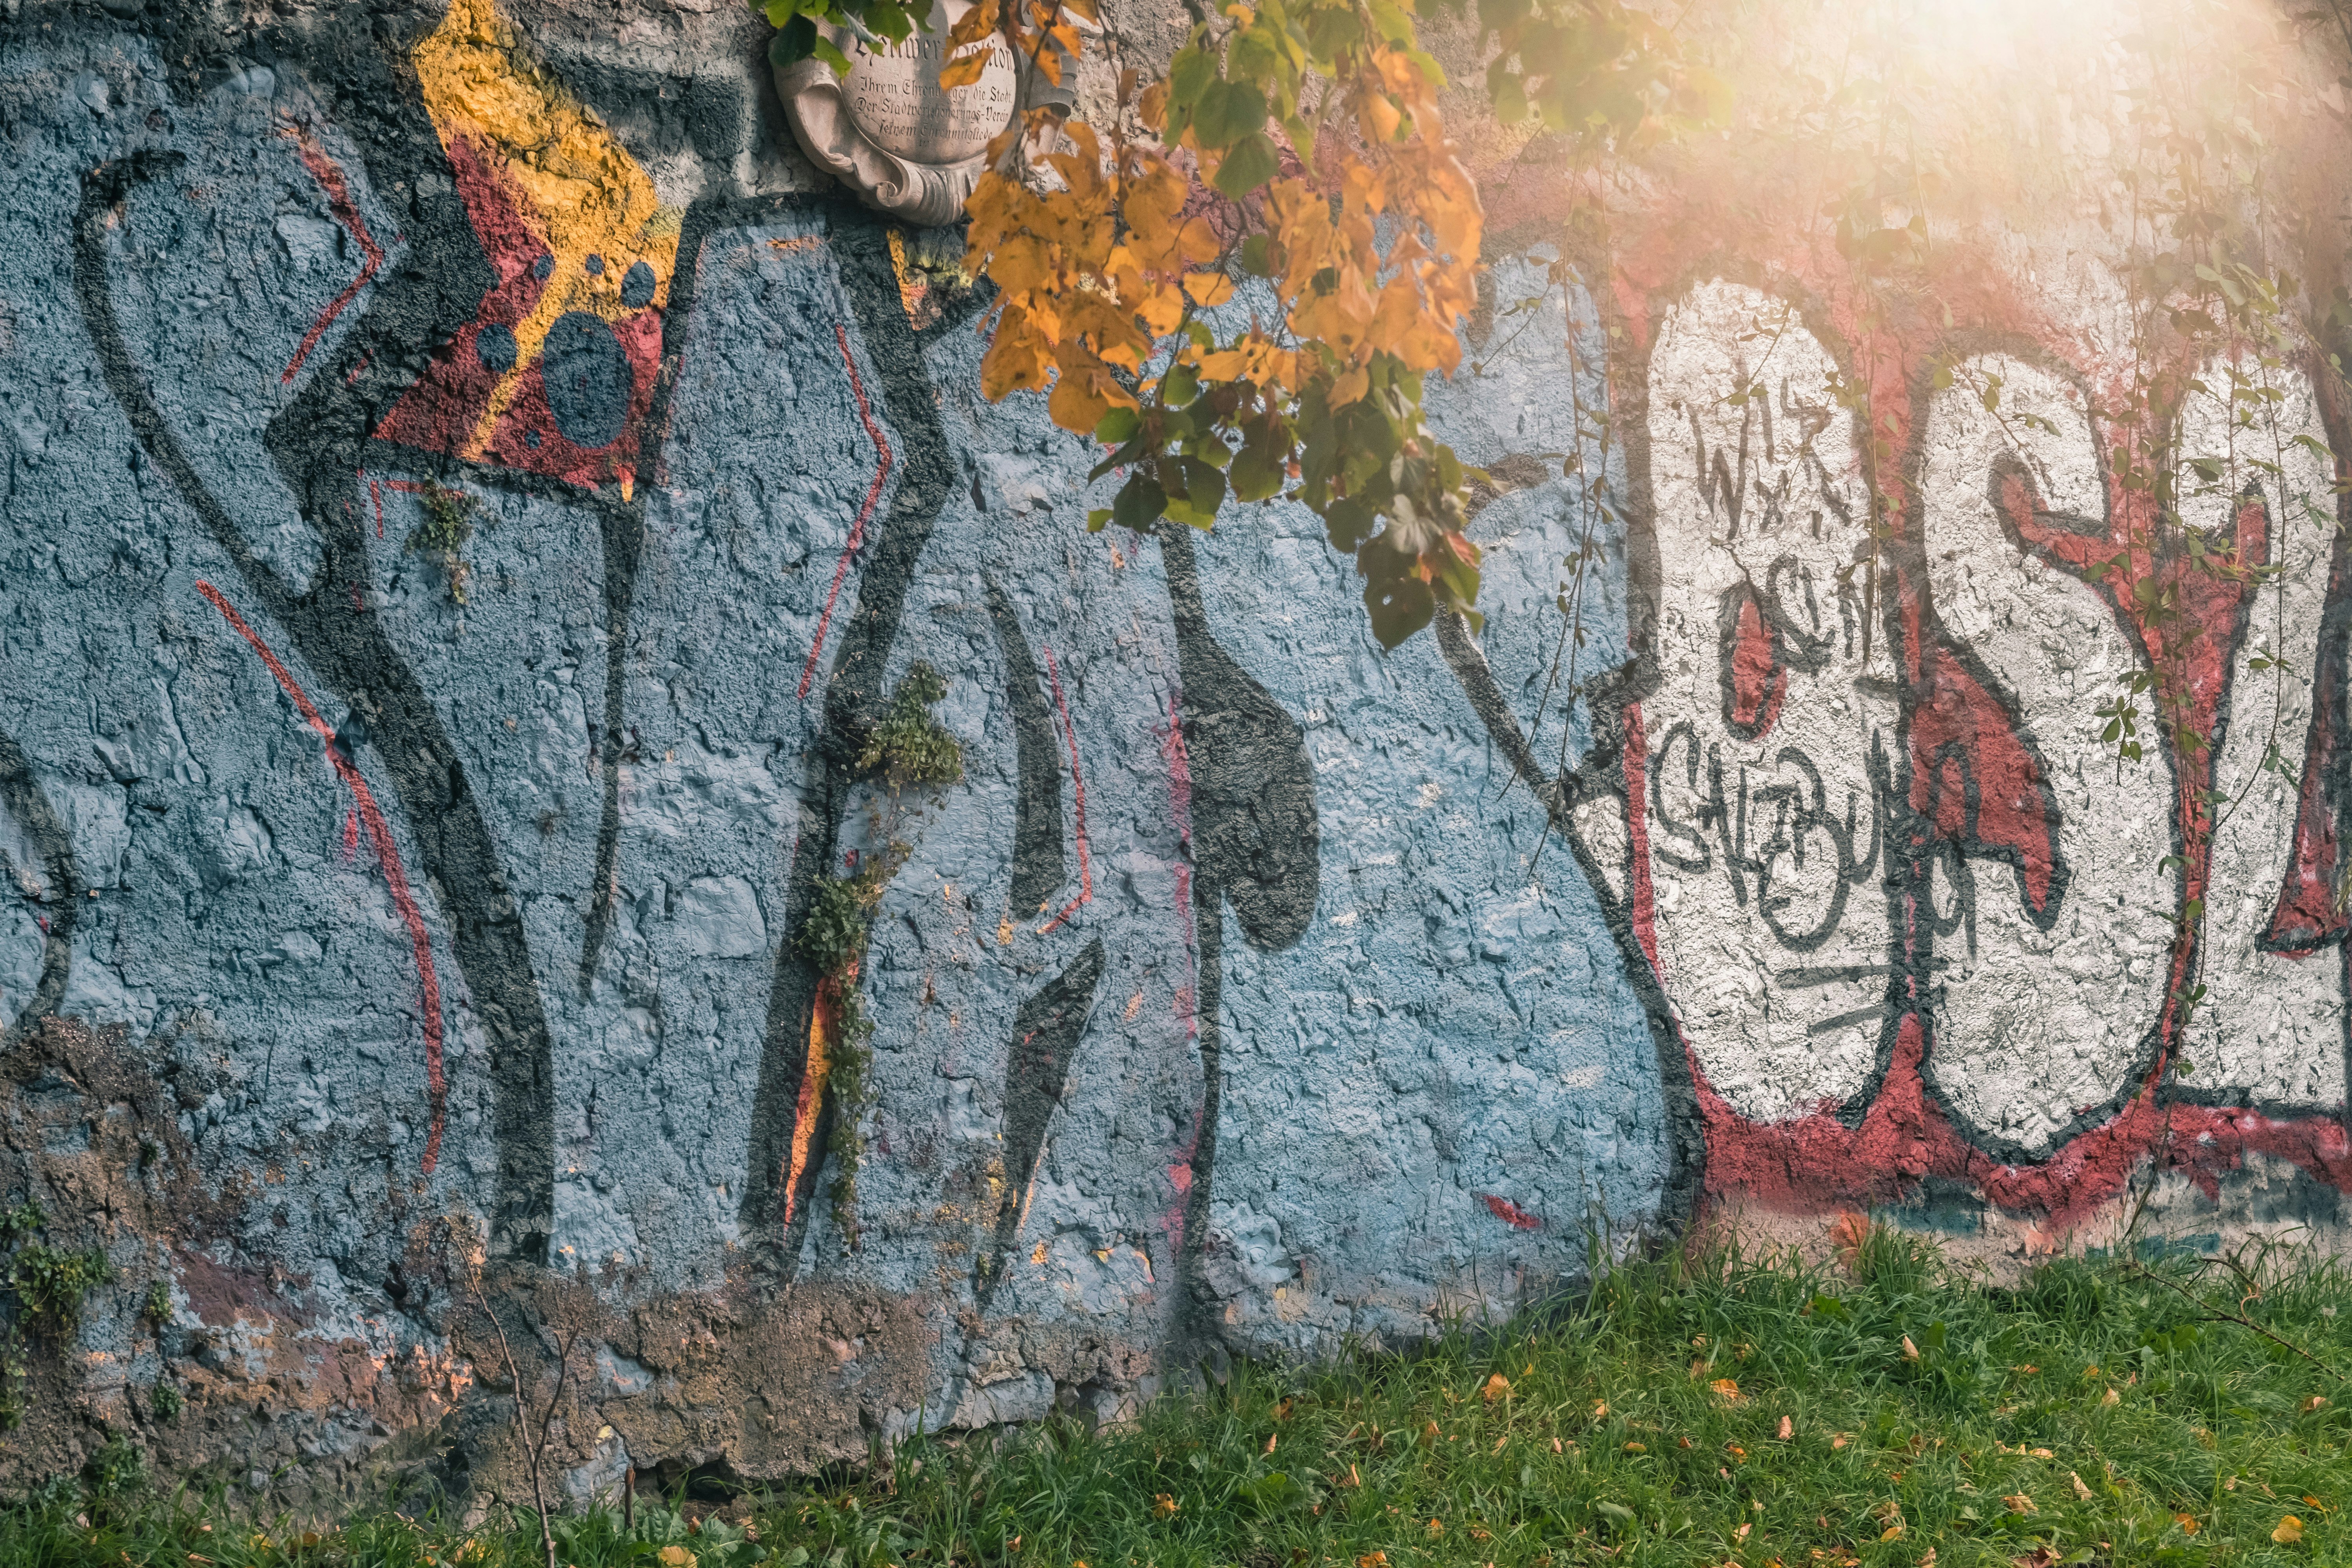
[10,1227,2352,1566]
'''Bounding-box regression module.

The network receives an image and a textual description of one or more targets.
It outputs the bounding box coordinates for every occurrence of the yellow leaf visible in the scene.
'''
[938,50,992,89]
[1138,80,1169,131]
[657,1550,697,1568]
[1592,1400,1608,1418]
[2004,1494,2035,1515]
[2276,1516,2306,1544]
[946,0,1000,45]
[1710,1379,1740,1400]
[1880,1525,1904,1541]
[2101,1387,2120,1406]
[1481,1373,1512,1403]
[1152,1494,1178,1519]
[2071,1472,2094,1501]
[1624,1442,1646,1454]
[1183,272,1235,307]
[2175,1514,2200,1534]
[1425,1519,1443,1537]
[1357,1555,1387,1568]
[1901,1336,1920,1361]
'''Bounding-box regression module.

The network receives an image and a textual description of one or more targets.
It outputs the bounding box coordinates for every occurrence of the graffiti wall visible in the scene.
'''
[2,0,2350,1511]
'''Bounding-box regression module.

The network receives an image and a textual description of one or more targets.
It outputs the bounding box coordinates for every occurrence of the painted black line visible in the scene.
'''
[1778,961,1947,988]
[984,574,1067,918]
[0,728,81,1044]
[740,211,960,1267]
[978,937,1105,1306]
[1805,1002,1895,1037]
[78,150,557,1262]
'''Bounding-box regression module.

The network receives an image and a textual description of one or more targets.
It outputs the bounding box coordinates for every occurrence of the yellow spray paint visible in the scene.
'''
[410,0,680,465]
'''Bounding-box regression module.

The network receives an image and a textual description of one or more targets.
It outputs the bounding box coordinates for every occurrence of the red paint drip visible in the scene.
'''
[1728,595,1785,736]
[1037,646,1094,934]
[343,807,359,859]
[194,580,446,1172]
[1481,1194,1543,1230]
[279,133,387,386]
[797,325,896,699]
[363,473,426,542]
[1621,701,1660,969]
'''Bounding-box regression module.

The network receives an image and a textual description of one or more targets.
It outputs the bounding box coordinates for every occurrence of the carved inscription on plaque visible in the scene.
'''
[840,28,1018,166]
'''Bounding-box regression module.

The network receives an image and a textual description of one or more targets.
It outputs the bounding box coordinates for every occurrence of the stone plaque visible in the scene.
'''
[775,0,1074,227]
[840,23,1017,165]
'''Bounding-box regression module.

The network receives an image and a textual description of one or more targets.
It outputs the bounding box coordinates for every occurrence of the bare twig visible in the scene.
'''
[2126,1261,2348,1386]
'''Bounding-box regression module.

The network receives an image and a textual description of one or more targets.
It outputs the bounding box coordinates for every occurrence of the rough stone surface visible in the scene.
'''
[2,0,2351,1515]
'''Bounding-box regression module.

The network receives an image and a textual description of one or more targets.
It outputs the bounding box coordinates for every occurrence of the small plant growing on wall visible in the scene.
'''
[2,1198,109,1343]
[797,662,964,1249]
[407,480,484,605]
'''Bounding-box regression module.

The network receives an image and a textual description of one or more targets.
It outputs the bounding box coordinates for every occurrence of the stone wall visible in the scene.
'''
[2,0,2350,1514]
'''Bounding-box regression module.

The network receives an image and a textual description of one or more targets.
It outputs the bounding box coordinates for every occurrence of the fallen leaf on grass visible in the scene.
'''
[1550,1437,1562,1454]
[2306,1396,2330,1413]
[1357,1554,1387,1568]
[1711,1378,1741,1400]
[1624,1441,1647,1453]
[2174,1514,2199,1535]
[2003,1494,2036,1514]
[2012,1548,2058,1568]
[2100,1387,2120,1406]
[1592,1400,1609,1418]
[657,1550,695,1568]
[1737,1524,1752,1539]
[2276,1517,2306,1544]
[1880,1525,1905,1541]
[1779,1416,1793,1439]
[1152,1494,1178,1519]
[1264,1433,1277,1454]
[1902,1336,1920,1361]
[1425,1519,1444,1537]
[2071,1471,2094,1501]
[1919,1552,1936,1567]
[1831,1434,1852,1449]
[1483,1373,1512,1403]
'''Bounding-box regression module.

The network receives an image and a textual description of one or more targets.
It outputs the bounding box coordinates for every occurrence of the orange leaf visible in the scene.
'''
[938,50,993,89]
[1183,272,1235,307]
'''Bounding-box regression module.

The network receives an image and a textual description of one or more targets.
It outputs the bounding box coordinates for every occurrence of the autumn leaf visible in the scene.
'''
[1778,1416,1794,1439]
[657,1549,696,1568]
[1710,1379,1740,1400]
[1153,1494,1178,1519]
[2276,1516,2307,1544]
[2004,1494,2036,1514]
[1481,1373,1512,1403]
[1183,272,1236,307]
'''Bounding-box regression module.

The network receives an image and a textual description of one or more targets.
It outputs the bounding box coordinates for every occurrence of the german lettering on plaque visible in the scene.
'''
[775,0,1075,227]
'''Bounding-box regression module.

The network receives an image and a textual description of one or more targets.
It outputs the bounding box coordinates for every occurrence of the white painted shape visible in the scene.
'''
[2181,365,2346,1109]
[1641,282,1897,1121]
[1918,358,2174,1158]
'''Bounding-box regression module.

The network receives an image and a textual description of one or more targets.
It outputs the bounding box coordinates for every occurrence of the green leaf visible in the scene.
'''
[1096,406,1142,445]
[1163,363,1201,408]
[811,32,854,74]
[1086,508,1114,531]
[1168,44,1215,108]
[1363,565,1434,649]
[1231,430,1286,501]
[1213,132,1281,198]
[1193,78,1269,150]
[1240,233,1274,278]
[768,16,819,65]
[1165,457,1227,525]
[1112,474,1167,531]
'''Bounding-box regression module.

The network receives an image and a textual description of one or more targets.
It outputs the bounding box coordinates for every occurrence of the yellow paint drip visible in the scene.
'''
[780,977,835,1224]
[410,0,681,461]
